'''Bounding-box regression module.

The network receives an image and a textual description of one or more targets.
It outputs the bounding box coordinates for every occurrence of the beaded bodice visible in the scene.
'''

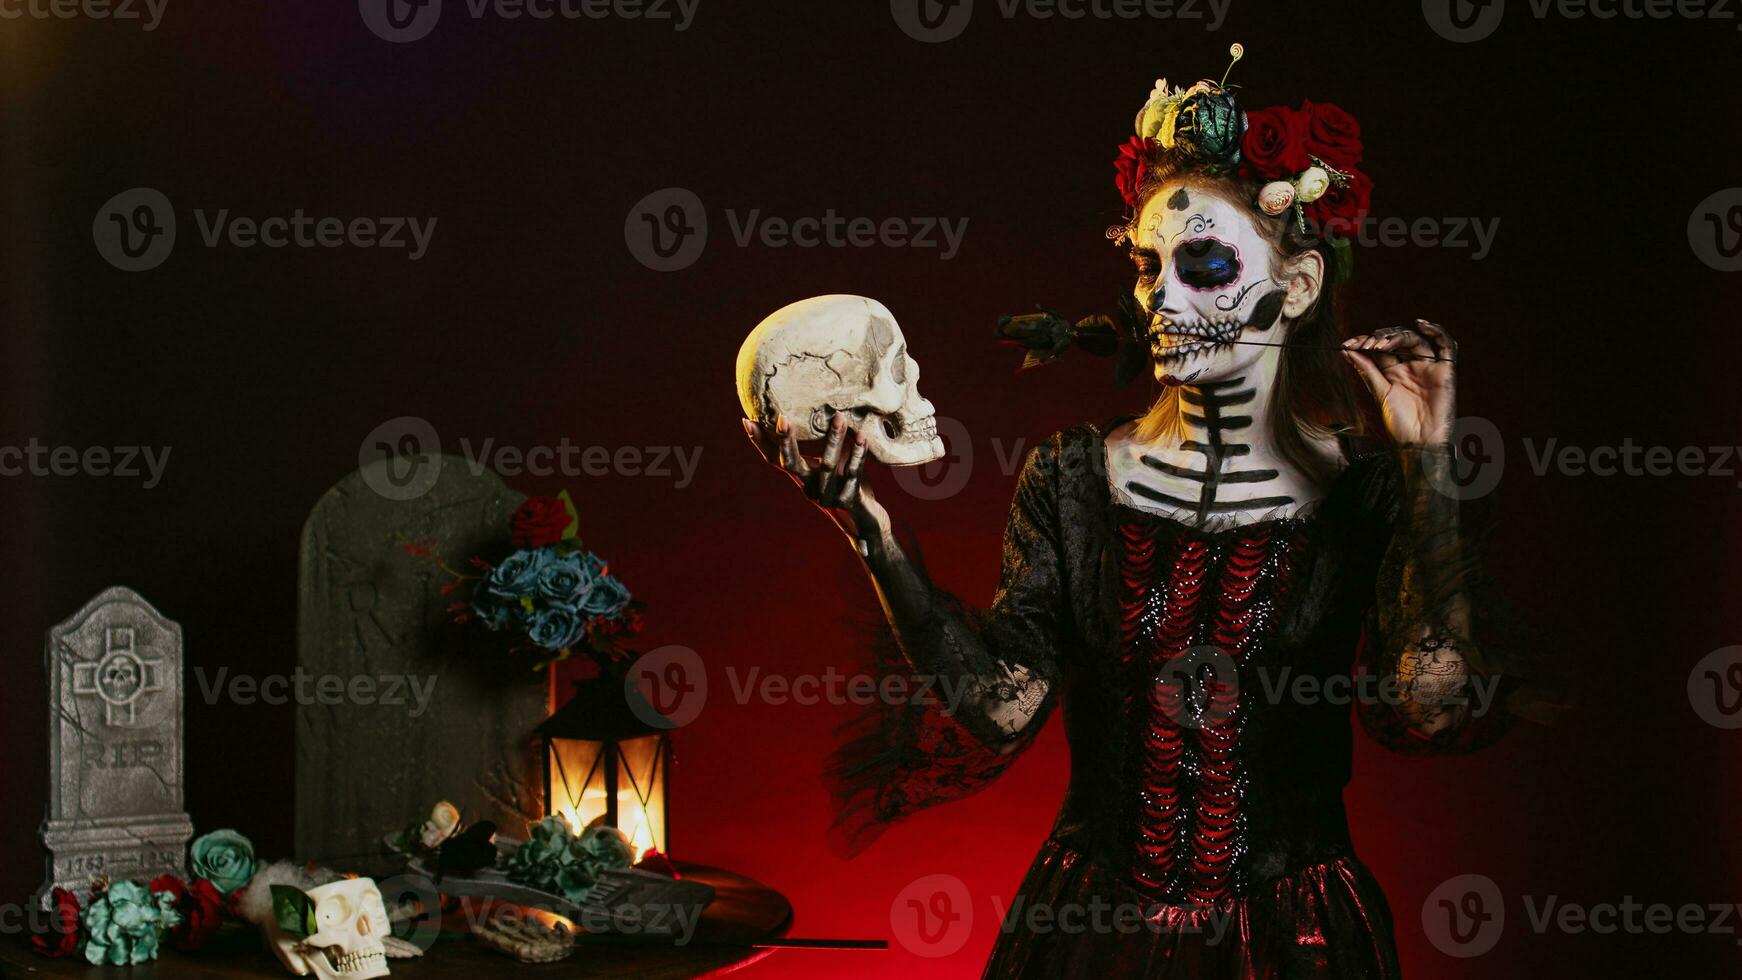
[1118,517,1307,903]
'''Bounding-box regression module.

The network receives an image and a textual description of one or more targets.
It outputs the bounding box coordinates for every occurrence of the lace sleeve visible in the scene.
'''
[825,442,1067,856]
[1354,446,1511,753]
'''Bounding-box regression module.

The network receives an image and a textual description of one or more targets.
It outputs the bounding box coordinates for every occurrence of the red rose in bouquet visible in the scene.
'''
[148,875,226,951]
[1306,169,1374,242]
[1239,106,1309,179]
[1114,136,1155,208]
[1298,100,1363,169]
[511,496,575,548]
[30,887,80,958]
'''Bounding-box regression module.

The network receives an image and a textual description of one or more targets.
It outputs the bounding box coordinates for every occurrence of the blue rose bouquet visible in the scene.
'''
[403,490,644,670]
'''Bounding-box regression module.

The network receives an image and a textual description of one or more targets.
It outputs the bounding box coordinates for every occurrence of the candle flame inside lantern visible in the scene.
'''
[555,787,661,862]
[547,733,667,865]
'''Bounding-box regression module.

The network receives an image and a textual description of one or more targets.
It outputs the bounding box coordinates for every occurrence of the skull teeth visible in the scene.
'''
[318,947,385,975]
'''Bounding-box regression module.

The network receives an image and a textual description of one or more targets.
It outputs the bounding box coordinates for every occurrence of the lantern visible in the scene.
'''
[535,677,669,861]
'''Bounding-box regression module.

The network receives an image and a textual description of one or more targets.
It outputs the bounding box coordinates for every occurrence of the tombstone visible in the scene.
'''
[40,587,194,905]
[297,454,546,875]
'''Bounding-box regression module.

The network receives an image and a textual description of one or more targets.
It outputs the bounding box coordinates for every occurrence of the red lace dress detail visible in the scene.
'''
[1119,518,1302,905]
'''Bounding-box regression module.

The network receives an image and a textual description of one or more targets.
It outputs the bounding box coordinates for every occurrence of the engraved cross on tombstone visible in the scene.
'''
[39,588,194,906]
[70,627,165,727]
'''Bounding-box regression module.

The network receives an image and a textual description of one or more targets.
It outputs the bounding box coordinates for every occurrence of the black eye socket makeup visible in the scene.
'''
[1172,237,1242,289]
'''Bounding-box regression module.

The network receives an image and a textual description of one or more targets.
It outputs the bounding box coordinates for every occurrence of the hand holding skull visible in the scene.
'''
[744,413,891,548]
[737,294,951,550]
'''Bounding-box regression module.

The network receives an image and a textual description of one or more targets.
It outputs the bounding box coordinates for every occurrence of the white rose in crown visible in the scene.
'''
[1295,166,1331,204]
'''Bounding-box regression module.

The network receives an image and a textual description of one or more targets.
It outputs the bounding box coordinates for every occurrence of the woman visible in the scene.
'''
[745,57,1495,978]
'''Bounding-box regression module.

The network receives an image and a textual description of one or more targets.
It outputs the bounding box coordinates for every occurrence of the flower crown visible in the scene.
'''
[1113,44,1374,247]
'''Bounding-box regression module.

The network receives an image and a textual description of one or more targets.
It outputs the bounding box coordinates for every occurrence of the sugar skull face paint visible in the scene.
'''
[1130,182,1288,386]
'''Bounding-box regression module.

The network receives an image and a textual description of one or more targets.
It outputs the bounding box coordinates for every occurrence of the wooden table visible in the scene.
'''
[1,865,791,980]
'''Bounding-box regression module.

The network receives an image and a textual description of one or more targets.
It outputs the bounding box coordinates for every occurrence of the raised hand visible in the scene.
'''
[1341,319,1458,447]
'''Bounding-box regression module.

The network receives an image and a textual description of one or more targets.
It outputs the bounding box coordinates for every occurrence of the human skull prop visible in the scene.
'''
[265,878,391,980]
[736,294,945,465]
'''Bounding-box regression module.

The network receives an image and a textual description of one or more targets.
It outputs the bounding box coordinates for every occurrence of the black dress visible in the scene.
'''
[828,419,1502,979]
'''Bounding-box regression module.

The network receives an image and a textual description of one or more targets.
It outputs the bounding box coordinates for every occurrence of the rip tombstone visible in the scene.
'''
[40,587,194,905]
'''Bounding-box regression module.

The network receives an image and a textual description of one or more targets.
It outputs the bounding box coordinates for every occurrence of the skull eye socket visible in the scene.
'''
[1172,238,1242,289]
[316,895,354,929]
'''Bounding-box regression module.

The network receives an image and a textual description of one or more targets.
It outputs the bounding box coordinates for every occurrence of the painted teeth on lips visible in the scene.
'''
[1149,318,1239,345]
[1152,340,1217,359]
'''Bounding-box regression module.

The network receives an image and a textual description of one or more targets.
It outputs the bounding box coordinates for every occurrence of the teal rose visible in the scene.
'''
[475,548,554,630]
[507,818,635,905]
[537,552,599,608]
[82,880,180,966]
[579,574,632,617]
[190,829,256,895]
[529,606,586,651]
[484,548,551,601]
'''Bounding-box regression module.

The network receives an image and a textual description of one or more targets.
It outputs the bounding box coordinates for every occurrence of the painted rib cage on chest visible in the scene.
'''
[1124,378,1296,525]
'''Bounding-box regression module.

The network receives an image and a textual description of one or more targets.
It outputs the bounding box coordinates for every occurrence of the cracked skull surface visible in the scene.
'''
[266,878,391,980]
[736,294,946,465]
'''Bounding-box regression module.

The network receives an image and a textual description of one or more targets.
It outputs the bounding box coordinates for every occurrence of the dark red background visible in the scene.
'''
[4,1,1741,976]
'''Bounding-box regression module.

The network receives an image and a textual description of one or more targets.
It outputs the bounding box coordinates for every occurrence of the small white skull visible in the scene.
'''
[418,801,460,850]
[265,878,390,980]
[736,294,945,465]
